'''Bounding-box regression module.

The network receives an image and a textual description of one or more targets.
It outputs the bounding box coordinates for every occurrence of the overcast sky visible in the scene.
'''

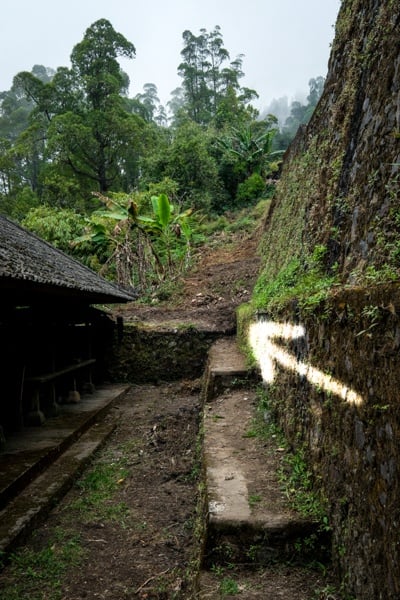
[1,0,341,110]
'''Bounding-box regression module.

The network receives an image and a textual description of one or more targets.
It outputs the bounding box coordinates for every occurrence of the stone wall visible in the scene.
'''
[106,322,220,383]
[242,1,400,597]
[247,284,400,598]
[259,0,400,286]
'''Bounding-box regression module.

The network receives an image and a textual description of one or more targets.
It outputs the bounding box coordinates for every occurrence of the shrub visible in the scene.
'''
[235,173,265,206]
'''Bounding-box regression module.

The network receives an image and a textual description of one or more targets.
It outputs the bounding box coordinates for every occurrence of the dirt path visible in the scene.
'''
[0,380,332,600]
[0,231,338,599]
[0,382,204,599]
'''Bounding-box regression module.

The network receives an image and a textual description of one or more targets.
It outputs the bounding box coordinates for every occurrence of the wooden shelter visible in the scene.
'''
[0,215,135,439]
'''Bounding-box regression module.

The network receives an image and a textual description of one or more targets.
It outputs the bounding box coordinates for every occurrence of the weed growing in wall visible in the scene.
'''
[251,244,338,314]
[252,387,329,527]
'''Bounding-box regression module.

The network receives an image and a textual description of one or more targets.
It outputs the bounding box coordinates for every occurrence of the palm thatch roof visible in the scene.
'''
[0,215,136,305]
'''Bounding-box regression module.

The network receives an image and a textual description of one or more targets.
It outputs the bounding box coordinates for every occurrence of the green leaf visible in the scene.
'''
[151,195,159,216]
[137,215,157,224]
[95,211,127,221]
[151,193,171,229]
[157,194,171,228]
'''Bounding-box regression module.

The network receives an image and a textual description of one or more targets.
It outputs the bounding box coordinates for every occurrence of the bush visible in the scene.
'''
[235,173,265,206]
[22,206,87,255]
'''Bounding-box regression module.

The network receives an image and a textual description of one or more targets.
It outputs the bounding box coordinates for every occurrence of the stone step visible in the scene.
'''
[202,337,256,401]
[0,385,128,512]
[202,340,320,566]
[0,419,116,555]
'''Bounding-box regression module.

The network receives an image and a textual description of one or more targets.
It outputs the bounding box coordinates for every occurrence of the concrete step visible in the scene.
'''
[0,419,116,555]
[202,339,319,566]
[0,384,129,556]
[0,385,128,511]
[202,337,256,402]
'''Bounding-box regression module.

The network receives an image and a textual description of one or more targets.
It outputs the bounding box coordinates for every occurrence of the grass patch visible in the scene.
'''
[252,245,338,314]
[219,576,239,596]
[248,387,329,525]
[278,448,327,521]
[248,493,262,508]
[199,200,269,239]
[244,386,288,447]
[68,459,130,524]
[1,529,84,600]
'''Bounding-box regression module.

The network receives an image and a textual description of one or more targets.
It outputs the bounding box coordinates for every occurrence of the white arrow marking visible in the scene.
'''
[249,320,363,406]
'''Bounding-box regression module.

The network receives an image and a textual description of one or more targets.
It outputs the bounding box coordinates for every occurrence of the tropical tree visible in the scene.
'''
[0,86,33,141]
[273,76,325,151]
[22,205,87,255]
[133,83,160,122]
[9,20,145,206]
[146,193,193,274]
[177,26,257,126]
[218,119,279,177]
[74,191,193,290]
[213,116,281,207]
[167,87,186,124]
[155,120,224,211]
[70,19,135,110]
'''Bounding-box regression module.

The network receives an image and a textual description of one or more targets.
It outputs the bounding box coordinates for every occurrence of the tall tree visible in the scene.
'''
[177,26,257,126]
[206,25,230,112]
[70,18,135,110]
[273,76,326,151]
[133,83,162,122]
[11,20,144,202]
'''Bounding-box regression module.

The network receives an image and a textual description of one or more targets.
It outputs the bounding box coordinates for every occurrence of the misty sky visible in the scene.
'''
[1,0,341,110]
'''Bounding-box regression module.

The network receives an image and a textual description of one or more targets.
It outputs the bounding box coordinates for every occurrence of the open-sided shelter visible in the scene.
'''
[0,215,135,438]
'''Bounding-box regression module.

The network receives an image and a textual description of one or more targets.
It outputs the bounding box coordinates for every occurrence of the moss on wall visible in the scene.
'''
[247,286,400,598]
[239,1,400,597]
[106,322,220,383]
[256,0,400,306]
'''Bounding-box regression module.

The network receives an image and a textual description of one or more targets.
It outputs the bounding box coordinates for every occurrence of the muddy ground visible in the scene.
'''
[116,229,261,332]
[0,230,337,599]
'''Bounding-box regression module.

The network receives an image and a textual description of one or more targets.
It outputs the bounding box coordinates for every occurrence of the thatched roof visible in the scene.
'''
[0,215,136,305]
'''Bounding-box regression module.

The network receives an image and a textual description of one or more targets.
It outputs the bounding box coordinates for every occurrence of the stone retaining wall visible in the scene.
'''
[246,283,400,599]
[106,322,220,383]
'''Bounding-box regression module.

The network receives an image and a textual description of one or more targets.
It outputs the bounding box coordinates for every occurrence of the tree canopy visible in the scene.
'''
[176,26,258,126]
[0,19,323,290]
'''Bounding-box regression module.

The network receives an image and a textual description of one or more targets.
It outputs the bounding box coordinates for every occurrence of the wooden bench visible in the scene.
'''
[26,359,96,425]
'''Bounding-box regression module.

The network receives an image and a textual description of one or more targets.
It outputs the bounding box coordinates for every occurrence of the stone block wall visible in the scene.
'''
[106,322,220,383]
[247,2,400,595]
[247,283,400,598]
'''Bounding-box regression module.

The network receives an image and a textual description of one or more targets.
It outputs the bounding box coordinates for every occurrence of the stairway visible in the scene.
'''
[0,385,129,555]
[199,337,330,598]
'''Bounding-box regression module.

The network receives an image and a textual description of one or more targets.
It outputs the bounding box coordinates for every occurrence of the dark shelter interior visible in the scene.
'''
[0,215,135,444]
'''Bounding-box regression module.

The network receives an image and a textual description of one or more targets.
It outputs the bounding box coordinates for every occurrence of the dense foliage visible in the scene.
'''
[0,20,323,294]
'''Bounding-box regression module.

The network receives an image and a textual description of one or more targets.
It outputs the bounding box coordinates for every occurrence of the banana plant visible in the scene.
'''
[73,191,193,290]
[217,120,283,177]
[144,193,193,272]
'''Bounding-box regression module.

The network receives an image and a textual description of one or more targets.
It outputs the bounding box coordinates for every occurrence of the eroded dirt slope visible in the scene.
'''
[117,231,261,332]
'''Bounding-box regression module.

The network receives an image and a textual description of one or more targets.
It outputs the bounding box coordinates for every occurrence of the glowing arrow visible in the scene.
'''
[249,320,363,406]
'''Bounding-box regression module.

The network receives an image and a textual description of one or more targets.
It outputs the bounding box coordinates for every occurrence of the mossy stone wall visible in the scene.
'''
[242,1,400,597]
[259,0,400,288]
[106,323,220,383]
[245,285,400,598]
